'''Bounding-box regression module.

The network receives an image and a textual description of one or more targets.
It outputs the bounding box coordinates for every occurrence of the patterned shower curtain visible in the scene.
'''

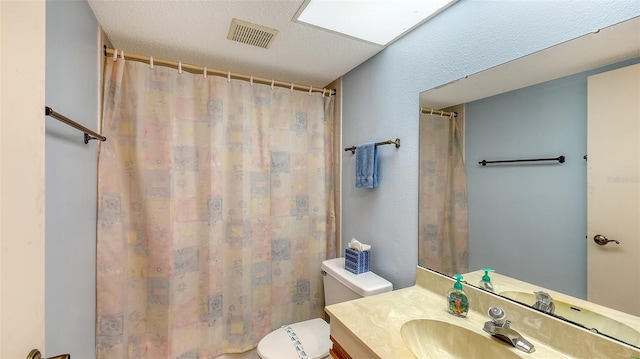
[96,58,336,358]
[418,112,469,276]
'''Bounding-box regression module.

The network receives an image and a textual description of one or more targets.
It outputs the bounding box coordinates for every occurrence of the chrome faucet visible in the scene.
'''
[533,291,555,314]
[483,307,536,353]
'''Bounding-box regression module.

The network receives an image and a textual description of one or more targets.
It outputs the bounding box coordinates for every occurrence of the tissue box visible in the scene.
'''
[345,248,370,274]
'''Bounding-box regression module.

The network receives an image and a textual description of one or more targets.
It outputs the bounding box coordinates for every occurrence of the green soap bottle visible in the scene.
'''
[447,274,469,317]
[478,267,495,292]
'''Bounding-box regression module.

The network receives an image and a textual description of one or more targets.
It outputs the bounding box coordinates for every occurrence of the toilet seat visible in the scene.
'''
[257,318,330,359]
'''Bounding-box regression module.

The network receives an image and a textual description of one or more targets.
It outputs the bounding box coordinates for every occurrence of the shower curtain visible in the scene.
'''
[418,112,469,276]
[96,58,336,358]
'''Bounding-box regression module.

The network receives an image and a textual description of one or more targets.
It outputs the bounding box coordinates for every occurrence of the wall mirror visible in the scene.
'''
[419,16,640,348]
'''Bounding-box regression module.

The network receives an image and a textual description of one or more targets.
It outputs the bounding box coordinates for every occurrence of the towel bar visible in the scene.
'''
[345,138,400,154]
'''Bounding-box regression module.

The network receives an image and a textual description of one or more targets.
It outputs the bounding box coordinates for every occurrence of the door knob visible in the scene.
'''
[593,234,620,245]
[27,349,70,359]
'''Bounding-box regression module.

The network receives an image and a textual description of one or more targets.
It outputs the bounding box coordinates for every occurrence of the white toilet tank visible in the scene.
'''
[256,257,392,359]
[321,257,393,306]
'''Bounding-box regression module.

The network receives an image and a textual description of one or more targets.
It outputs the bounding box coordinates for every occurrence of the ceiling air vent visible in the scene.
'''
[227,18,279,49]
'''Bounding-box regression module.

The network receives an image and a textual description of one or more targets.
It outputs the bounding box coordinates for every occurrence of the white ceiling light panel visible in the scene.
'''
[296,0,458,46]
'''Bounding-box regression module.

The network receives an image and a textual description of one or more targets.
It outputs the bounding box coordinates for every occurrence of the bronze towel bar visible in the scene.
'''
[479,156,565,166]
[344,138,400,154]
[45,106,106,144]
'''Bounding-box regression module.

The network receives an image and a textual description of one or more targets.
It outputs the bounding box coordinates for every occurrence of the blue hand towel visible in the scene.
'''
[355,142,378,188]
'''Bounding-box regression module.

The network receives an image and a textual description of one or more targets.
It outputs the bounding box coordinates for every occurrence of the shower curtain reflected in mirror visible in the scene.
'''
[418,110,469,276]
[96,58,335,358]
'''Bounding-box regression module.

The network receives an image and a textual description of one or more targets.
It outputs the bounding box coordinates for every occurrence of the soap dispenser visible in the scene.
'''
[478,267,495,292]
[447,274,470,317]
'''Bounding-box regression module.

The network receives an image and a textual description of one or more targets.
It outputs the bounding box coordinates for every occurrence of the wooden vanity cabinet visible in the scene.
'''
[329,335,353,359]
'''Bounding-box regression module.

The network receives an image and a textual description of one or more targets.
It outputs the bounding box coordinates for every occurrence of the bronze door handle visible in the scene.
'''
[27,349,70,359]
[593,234,620,245]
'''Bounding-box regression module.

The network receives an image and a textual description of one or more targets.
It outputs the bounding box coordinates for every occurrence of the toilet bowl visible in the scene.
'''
[256,257,393,359]
[256,318,330,359]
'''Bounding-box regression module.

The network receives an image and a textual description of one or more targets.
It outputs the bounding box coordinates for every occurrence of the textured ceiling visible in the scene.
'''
[421,17,640,109]
[87,0,386,89]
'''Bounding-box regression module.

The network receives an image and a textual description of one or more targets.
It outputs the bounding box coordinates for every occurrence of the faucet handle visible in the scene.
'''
[534,291,553,302]
[487,306,507,326]
[534,291,555,314]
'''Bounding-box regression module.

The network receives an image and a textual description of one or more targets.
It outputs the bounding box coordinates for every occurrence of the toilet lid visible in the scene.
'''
[257,318,330,359]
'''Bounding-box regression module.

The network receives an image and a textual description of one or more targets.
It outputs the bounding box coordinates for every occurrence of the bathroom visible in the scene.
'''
[2,0,639,358]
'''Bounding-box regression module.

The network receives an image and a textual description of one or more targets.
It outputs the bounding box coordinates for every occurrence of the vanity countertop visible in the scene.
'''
[326,266,640,358]
[325,268,568,358]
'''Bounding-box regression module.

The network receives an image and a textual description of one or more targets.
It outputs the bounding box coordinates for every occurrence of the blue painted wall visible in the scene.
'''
[46,0,99,357]
[341,1,640,290]
[466,57,640,299]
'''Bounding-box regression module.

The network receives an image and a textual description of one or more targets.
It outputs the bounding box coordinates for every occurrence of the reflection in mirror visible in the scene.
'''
[418,105,468,276]
[463,270,640,348]
[418,17,640,349]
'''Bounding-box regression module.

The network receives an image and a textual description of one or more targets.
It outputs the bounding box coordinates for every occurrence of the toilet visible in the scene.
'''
[256,257,393,359]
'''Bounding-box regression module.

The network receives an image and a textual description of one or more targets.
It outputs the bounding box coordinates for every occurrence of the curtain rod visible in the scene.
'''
[45,106,106,144]
[420,106,457,117]
[104,46,336,96]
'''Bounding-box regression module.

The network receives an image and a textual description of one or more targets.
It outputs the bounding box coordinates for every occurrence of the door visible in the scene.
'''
[1,1,47,358]
[587,62,640,316]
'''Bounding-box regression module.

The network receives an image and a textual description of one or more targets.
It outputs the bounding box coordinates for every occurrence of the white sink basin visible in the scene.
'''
[400,319,522,359]
[500,291,640,347]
